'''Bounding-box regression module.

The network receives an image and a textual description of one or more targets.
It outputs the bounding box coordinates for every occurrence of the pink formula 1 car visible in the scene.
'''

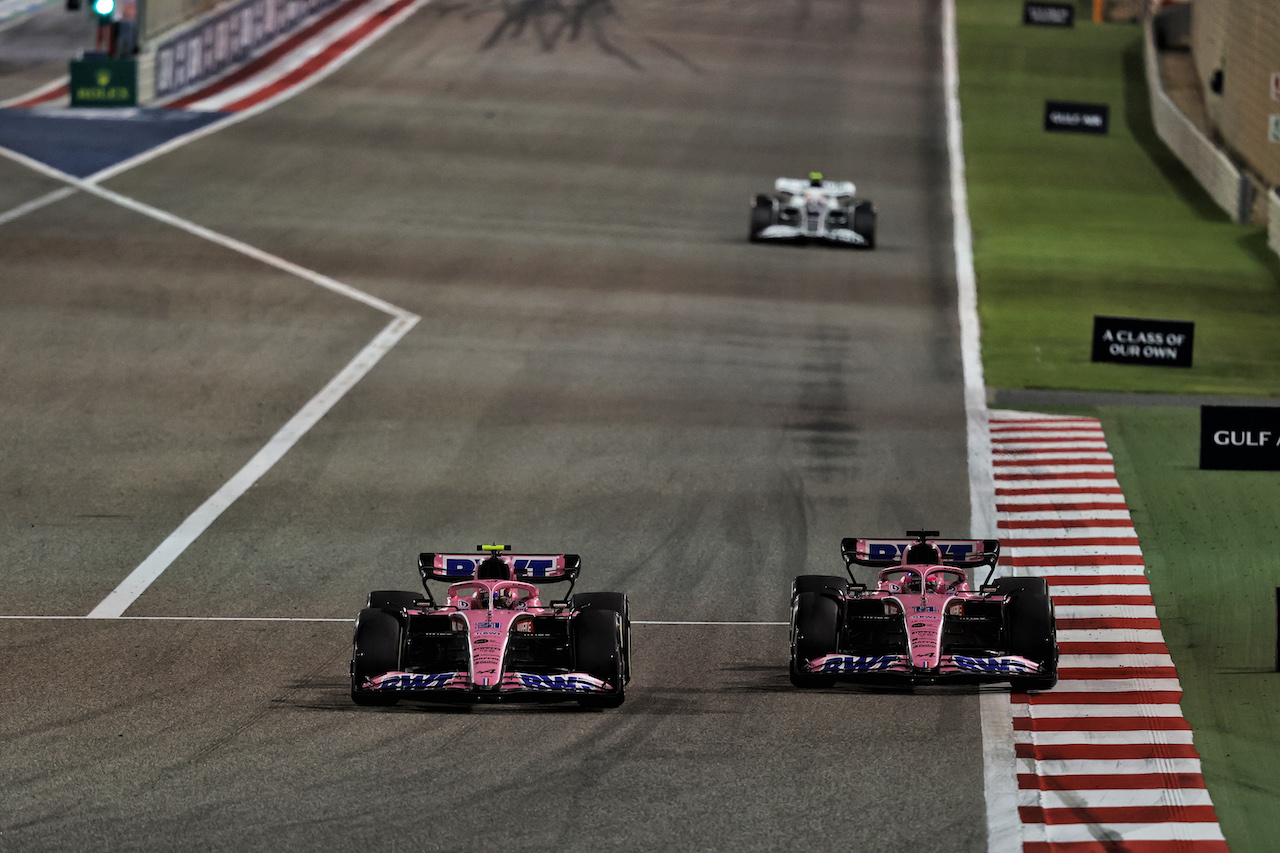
[350,546,630,708]
[790,531,1057,690]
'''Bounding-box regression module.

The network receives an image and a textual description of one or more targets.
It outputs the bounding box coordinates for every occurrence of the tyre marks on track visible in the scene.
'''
[991,410,1227,852]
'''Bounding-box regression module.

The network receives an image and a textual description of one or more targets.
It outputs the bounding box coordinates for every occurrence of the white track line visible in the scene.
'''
[87,314,417,618]
[0,128,421,622]
[943,1,1019,852]
[0,616,787,626]
[0,186,76,225]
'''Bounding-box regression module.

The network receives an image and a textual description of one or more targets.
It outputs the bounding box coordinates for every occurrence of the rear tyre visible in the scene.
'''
[573,608,626,708]
[366,590,423,611]
[1006,590,1058,692]
[790,591,841,688]
[853,202,876,249]
[749,195,775,242]
[351,608,402,706]
[792,575,848,598]
[992,577,1050,597]
[572,592,631,684]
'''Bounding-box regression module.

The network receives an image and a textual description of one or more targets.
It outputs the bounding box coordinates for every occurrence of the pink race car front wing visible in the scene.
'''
[803,653,1046,680]
[361,670,614,697]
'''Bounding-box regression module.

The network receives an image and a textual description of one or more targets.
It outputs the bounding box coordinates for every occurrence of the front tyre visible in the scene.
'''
[366,590,423,611]
[853,201,876,249]
[749,195,776,242]
[1006,589,1058,692]
[351,608,402,706]
[572,592,631,684]
[573,608,626,708]
[790,591,840,688]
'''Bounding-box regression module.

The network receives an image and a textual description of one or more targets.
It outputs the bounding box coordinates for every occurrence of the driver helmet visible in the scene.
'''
[808,171,824,187]
[495,587,517,609]
[472,588,490,609]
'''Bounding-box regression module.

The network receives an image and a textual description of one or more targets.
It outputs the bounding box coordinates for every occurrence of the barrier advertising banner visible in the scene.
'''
[70,57,138,106]
[1200,406,1280,470]
[1091,315,1193,367]
[1023,2,1073,27]
[1044,100,1109,134]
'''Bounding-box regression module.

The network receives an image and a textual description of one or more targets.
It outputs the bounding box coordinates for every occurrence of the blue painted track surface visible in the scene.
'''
[0,107,227,178]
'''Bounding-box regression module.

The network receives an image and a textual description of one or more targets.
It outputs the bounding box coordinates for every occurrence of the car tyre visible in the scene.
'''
[572,592,631,684]
[749,195,775,242]
[792,575,848,599]
[853,201,876,249]
[1005,589,1058,692]
[351,607,402,706]
[573,608,626,708]
[366,590,423,612]
[790,591,840,688]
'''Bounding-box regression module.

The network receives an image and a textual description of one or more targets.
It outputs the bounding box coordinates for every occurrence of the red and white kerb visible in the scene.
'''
[991,410,1228,853]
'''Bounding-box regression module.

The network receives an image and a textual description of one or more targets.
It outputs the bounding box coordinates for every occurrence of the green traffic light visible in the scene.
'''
[92,0,114,15]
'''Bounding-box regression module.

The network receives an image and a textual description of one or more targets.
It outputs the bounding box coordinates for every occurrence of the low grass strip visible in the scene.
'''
[958,0,1280,398]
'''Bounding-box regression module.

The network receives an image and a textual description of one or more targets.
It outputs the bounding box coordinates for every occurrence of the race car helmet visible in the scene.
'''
[903,542,942,566]
[808,171,824,187]
[476,555,513,581]
[897,570,923,593]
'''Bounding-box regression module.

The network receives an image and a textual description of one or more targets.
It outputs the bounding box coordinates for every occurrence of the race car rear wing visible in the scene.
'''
[840,531,1000,583]
[417,550,582,606]
[418,552,581,582]
[775,177,856,197]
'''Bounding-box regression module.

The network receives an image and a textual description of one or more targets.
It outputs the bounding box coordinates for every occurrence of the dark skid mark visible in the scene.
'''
[442,0,654,69]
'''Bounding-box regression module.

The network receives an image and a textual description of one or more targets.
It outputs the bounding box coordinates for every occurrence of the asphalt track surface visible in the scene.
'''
[0,1,987,849]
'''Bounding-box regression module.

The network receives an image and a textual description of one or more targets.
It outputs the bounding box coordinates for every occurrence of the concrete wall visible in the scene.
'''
[1146,13,1251,222]
[1190,0,1280,190]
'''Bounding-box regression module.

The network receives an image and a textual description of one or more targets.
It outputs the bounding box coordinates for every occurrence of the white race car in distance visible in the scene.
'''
[749,173,876,248]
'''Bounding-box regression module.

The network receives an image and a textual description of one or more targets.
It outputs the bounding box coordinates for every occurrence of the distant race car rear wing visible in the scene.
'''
[840,530,1000,584]
[774,177,856,197]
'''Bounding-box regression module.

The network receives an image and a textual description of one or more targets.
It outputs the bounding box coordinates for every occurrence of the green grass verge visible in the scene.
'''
[958,0,1280,397]
[957,4,1280,850]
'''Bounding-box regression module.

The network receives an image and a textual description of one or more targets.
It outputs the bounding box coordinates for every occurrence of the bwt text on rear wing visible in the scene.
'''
[418,553,581,582]
[840,536,1000,572]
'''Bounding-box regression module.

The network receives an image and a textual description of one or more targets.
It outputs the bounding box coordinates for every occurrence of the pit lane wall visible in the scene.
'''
[137,0,342,103]
[1272,188,1280,257]
[1142,10,1251,224]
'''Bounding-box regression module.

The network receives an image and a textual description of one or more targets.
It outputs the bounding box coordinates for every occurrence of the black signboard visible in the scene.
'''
[1024,2,1074,26]
[1044,100,1109,135]
[1200,406,1280,470]
[1091,316,1193,367]
[69,56,137,107]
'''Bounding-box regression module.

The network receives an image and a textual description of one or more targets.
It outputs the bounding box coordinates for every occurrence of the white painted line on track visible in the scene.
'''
[0,616,787,626]
[0,186,76,225]
[943,2,1019,851]
[0,123,422,622]
[87,313,417,618]
[634,620,787,626]
[0,615,353,622]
